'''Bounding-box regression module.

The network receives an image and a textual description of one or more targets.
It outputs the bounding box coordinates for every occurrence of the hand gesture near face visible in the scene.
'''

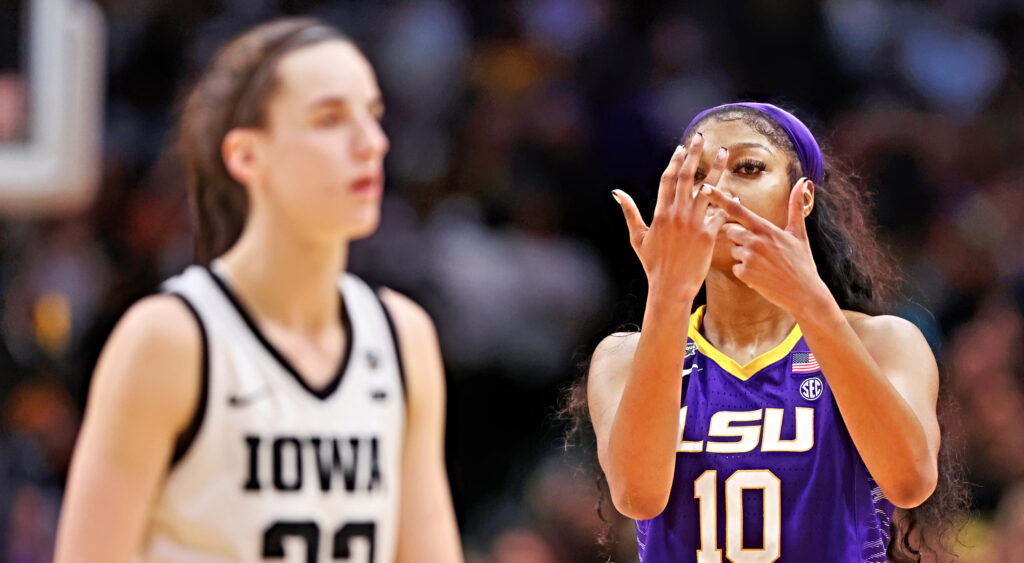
[613,133,730,300]
[700,178,824,314]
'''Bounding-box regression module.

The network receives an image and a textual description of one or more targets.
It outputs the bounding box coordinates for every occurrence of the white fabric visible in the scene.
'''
[138,265,405,563]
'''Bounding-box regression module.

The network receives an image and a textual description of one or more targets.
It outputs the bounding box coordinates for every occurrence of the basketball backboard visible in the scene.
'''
[0,0,104,216]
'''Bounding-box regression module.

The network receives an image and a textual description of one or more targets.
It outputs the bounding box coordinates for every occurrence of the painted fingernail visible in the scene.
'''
[701,184,712,194]
[718,147,727,158]
[674,144,685,155]
[611,190,623,203]
[693,132,703,144]
[733,195,740,202]
[798,176,807,184]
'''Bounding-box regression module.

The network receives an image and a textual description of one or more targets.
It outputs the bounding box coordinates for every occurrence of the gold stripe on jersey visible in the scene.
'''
[688,305,803,381]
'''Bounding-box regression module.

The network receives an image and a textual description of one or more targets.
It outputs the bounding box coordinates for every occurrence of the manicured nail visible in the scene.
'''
[718,147,727,158]
[701,184,712,194]
[674,144,685,155]
[611,190,623,203]
[733,195,740,202]
[798,176,807,185]
[693,132,703,144]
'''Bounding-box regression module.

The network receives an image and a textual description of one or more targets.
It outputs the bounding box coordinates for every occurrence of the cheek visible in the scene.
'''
[264,143,357,217]
[738,177,791,228]
[270,131,353,181]
[745,196,787,229]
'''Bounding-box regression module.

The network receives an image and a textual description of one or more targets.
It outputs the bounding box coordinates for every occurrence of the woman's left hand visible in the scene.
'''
[700,178,828,315]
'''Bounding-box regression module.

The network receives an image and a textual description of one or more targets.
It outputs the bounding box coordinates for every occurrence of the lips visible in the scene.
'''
[349,171,383,199]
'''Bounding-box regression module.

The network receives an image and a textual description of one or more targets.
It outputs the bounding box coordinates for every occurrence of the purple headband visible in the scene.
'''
[682,102,823,185]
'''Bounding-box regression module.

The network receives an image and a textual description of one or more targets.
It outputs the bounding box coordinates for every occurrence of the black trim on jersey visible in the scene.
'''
[374,289,408,404]
[168,292,210,467]
[205,267,354,401]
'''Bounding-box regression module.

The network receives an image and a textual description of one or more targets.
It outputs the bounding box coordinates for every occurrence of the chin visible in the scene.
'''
[709,247,740,275]
[709,238,730,267]
[345,213,381,240]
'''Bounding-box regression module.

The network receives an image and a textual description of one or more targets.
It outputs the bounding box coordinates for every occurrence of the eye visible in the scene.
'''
[733,159,766,176]
[314,112,342,128]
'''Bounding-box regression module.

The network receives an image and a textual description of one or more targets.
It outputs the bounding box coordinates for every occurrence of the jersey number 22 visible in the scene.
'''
[263,520,375,563]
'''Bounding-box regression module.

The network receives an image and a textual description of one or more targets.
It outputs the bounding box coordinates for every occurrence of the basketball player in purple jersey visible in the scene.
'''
[587,103,942,561]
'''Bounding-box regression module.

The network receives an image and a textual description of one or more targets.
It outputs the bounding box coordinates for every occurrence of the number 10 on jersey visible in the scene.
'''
[693,469,781,563]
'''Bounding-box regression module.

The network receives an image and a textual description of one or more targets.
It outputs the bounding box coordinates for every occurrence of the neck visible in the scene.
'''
[218,209,347,334]
[701,268,796,359]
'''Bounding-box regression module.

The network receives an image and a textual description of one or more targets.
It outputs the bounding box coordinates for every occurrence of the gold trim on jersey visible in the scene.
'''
[688,305,803,381]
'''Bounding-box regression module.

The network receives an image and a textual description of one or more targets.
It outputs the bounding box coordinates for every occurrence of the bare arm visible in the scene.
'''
[797,305,939,507]
[589,298,693,519]
[379,288,463,563]
[589,135,730,519]
[54,295,202,563]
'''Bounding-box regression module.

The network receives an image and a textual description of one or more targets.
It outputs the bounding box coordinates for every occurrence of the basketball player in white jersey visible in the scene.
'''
[54,19,463,562]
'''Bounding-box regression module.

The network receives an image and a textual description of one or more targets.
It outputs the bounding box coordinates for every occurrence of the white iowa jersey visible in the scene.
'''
[139,264,406,563]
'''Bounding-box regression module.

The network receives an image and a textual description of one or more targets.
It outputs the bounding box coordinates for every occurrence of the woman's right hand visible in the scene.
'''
[613,132,730,299]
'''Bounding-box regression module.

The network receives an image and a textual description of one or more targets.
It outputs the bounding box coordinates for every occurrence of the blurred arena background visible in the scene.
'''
[1,0,1023,561]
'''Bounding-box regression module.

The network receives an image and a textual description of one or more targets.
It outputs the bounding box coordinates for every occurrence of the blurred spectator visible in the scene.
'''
[0,74,27,142]
[948,299,1024,493]
[0,379,78,562]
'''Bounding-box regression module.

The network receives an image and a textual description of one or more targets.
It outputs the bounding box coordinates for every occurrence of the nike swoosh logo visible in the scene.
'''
[228,387,269,408]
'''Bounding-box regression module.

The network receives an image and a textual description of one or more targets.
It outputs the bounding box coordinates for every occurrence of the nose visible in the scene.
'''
[712,181,737,202]
[353,113,390,160]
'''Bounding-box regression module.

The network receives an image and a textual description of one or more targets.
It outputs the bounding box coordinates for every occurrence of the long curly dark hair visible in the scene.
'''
[559,105,968,562]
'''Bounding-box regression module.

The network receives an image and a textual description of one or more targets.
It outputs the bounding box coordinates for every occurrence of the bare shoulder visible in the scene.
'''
[589,331,641,386]
[377,287,436,340]
[592,331,641,364]
[108,294,203,372]
[376,287,443,407]
[842,311,937,378]
[90,294,203,430]
[842,311,928,349]
[116,293,202,346]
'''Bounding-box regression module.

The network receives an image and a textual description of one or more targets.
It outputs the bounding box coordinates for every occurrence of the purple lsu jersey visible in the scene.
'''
[637,306,894,562]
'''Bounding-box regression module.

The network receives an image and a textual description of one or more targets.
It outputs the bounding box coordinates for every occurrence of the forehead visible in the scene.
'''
[695,117,777,152]
[271,40,379,106]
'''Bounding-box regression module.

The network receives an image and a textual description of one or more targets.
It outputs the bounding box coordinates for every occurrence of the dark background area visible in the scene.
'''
[1,0,1023,561]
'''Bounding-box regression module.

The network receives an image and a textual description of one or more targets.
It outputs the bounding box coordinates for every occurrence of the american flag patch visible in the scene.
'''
[792,351,820,373]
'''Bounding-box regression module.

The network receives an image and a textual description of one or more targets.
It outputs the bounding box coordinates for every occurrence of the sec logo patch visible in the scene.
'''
[800,377,823,401]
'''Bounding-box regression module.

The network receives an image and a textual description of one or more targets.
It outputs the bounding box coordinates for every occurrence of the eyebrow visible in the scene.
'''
[730,141,774,154]
[307,94,385,114]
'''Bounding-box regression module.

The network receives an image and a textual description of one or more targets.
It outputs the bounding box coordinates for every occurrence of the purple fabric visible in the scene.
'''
[682,102,824,185]
[636,330,895,562]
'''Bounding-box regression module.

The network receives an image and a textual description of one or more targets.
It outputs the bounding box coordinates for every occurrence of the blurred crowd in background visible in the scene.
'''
[1,0,1023,561]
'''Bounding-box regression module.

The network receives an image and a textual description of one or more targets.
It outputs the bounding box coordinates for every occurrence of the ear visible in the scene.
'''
[222,128,262,186]
[802,180,815,218]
